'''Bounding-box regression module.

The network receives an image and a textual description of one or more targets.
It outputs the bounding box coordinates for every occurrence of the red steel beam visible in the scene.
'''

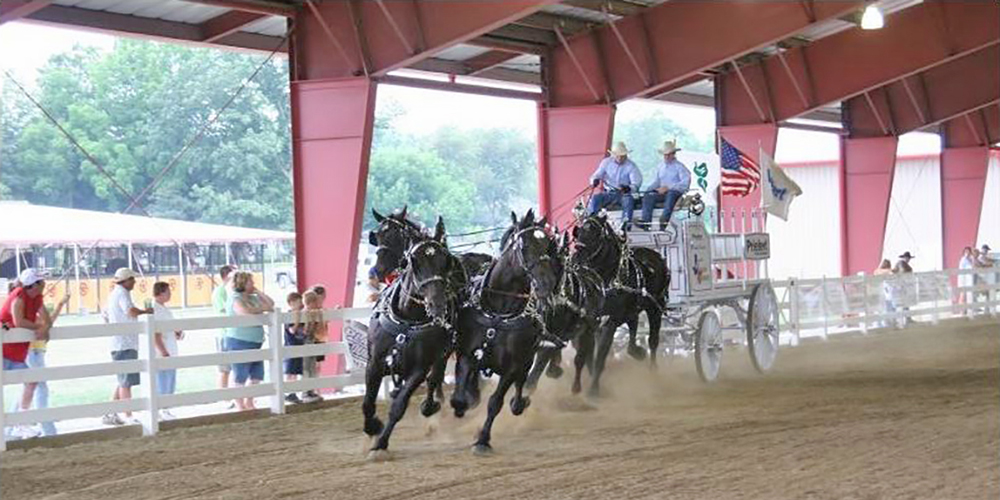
[22,4,286,54]
[718,0,1000,126]
[293,0,554,81]
[464,50,522,76]
[183,0,295,18]
[941,109,1000,149]
[844,45,1000,139]
[199,11,266,43]
[0,0,53,25]
[548,1,863,107]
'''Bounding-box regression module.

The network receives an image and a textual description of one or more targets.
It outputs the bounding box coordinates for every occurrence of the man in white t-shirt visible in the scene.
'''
[103,268,153,426]
[151,281,183,420]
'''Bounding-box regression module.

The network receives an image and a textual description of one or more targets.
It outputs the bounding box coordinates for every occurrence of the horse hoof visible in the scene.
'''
[367,449,392,463]
[471,444,493,457]
[363,417,384,437]
[587,386,602,399]
[421,400,442,418]
[627,344,648,361]
[389,388,401,399]
[546,364,565,379]
[510,396,531,416]
[571,381,582,395]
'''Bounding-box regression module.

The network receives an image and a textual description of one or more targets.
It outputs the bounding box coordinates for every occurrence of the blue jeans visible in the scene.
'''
[26,349,57,436]
[640,190,684,224]
[588,190,635,221]
[223,337,264,384]
[157,369,177,396]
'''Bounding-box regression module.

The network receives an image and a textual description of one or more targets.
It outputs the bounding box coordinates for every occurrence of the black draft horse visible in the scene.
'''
[525,231,606,395]
[362,219,457,461]
[572,213,669,396]
[451,209,564,455]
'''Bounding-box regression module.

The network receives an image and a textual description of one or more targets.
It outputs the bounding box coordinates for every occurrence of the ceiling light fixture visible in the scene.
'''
[860,4,885,30]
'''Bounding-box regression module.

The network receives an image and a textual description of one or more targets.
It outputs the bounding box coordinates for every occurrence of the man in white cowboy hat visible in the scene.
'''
[637,139,691,231]
[103,267,153,426]
[588,141,643,225]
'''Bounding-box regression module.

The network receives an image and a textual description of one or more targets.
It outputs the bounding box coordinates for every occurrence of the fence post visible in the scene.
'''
[789,278,800,346]
[932,272,941,325]
[821,275,829,341]
[913,272,921,325]
[269,308,285,415]
[860,272,869,335]
[141,315,160,437]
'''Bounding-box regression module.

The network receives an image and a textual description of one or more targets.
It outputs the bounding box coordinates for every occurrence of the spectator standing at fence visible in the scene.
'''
[21,290,70,438]
[283,292,306,404]
[212,265,235,397]
[151,282,183,419]
[958,247,975,316]
[224,271,274,410]
[975,245,996,314]
[1,269,55,439]
[893,252,915,327]
[298,289,328,404]
[103,268,153,426]
[873,259,894,328]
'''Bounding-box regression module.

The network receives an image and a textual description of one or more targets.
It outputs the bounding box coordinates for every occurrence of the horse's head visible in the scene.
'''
[571,213,611,256]
[504,209,563,304]
[404,217,452,321]
[369,206,421,281]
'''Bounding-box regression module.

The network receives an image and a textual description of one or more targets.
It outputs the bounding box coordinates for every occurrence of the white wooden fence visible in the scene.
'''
[1,267,997,452]
[0,307,370,452]
[773,267,999,343]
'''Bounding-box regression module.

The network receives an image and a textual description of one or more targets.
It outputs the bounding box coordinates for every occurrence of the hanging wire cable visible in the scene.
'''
[2,29,292,292]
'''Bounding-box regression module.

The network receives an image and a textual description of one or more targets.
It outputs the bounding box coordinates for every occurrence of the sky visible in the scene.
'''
[1,21,941,165]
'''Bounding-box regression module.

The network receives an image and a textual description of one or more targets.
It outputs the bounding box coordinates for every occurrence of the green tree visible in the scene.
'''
[614,110,713,182]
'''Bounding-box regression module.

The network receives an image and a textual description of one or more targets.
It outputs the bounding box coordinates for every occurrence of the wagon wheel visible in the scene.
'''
[746,282,780,373]
[694,309,723,383]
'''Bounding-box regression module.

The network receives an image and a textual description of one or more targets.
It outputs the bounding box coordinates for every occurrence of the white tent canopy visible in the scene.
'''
[0,202,294,246]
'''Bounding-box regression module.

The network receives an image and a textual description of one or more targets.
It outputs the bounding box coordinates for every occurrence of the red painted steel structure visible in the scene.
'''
[547,1,863,107]
[717,0,1000,127]
[838,137,899,276]
[289,1,553,376]
[939,147,991,271]
[537,105,616,228]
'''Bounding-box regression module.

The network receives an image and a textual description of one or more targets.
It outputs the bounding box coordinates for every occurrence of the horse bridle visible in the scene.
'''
[371,216,424,270]
[400,239,453,305]
[573,217,611,264]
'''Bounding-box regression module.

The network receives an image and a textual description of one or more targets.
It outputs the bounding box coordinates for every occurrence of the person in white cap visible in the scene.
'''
[1,269,56,439]
[637,139,691,231]
[588,141,643,226]
[103,267,153,426]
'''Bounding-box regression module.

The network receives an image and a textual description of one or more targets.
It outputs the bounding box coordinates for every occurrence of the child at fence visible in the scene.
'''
[283,292,306,403]
[298,289,328,404]
[151,282,183,420]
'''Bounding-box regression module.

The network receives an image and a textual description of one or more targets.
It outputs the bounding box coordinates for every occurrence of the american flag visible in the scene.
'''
[719,138,760,197]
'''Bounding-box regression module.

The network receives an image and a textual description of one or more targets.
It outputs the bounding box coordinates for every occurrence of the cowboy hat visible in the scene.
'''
[114,268,138,283]
[657,139,682,155]
[607,141,630,157]
[898,251,915,259]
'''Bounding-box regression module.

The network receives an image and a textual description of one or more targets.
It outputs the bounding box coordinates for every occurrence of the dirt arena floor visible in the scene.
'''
[2,319,997,500]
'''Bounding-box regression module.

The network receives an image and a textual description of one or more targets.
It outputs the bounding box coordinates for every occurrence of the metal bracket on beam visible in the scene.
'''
[602,4,650,88]
[305,1,359,77]
[375,0,415,55]
[730,60,768,124]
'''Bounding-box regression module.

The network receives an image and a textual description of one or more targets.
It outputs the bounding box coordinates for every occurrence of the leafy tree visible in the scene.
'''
[614,110,713,183]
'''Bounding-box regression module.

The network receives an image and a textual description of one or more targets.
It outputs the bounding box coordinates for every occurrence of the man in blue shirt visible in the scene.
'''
[638,140,691,231]
[588,141,643,226]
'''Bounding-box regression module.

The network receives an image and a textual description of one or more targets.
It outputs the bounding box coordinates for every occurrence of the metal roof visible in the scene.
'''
[8,0,927,117]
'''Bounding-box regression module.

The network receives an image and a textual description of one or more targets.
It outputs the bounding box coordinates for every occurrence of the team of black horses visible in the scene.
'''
[363,206,669,460]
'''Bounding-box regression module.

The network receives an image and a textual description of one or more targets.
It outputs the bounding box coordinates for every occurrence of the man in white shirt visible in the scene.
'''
[637,140,691,231]
[587,141,643,226]
[103,268,152,426]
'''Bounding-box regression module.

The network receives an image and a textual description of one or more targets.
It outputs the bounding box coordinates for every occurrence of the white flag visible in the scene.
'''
[760,148,802,221]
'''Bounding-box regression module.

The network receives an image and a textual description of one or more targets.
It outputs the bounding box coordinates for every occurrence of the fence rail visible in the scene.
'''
[1,267,998,452]
[1,307,368,451]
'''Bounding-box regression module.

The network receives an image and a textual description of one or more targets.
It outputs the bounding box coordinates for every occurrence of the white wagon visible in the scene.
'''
[605,194,779,382]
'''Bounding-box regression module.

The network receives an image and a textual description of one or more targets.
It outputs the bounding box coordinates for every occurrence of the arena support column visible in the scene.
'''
[940,147,990,270]
[839,136,898,276]
[538,104,616,228]
[291,77,377,376]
